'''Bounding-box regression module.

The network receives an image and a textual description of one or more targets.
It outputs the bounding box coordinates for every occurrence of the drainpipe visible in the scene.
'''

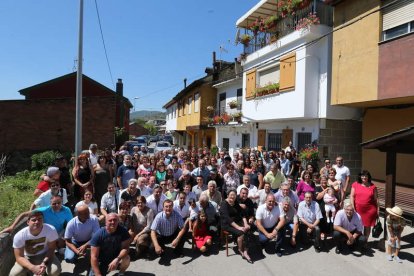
[116,79,124,128]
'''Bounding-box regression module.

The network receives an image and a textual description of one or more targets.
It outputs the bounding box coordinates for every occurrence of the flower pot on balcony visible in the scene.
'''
[229,102,238,109]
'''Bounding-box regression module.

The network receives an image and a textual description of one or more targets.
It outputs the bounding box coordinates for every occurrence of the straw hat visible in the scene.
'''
[386,206,404,218]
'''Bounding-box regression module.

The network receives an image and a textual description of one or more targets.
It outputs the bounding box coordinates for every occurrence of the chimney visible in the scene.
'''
[184,78,187,88]
[116,79,123,97]
[213,51,216,65]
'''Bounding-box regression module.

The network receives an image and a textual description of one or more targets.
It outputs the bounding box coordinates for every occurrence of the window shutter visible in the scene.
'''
[382,0,414,31]
[279,53,296,91]
[245,70,256,99]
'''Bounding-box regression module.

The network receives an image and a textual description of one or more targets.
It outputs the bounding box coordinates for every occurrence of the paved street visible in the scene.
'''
[61,226,414,276]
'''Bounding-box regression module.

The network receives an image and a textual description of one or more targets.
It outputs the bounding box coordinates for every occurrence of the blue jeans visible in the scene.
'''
[65,240,87,263]
[258,226,285,249]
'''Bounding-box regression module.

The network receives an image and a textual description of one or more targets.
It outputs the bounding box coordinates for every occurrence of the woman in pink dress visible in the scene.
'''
[193,209,212,253]
[350,170,379,239]
[296,171,315,201]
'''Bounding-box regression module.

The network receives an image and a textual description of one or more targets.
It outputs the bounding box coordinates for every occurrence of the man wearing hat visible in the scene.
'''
[34,166,61,197]
[386,206,405,262]
[333,202,367,254]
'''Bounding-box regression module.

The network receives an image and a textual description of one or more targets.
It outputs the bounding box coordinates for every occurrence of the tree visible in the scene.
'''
[144,122,158,136]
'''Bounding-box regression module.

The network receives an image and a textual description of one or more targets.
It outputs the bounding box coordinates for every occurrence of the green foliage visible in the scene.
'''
[31,151,60,170]
[144,122,158,136]
[0,170,41,229]
[133,118,146,126]
[115,127,128,148]
[210,145,218,157]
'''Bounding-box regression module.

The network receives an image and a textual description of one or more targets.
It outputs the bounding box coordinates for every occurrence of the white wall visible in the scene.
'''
[165,102,177,132]
[214,78,243,116]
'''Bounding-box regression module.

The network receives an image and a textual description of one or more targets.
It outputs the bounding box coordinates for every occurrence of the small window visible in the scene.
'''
[194,93,200,112]
[267,133,282,151]
[242,133,250,148]
[297,132,312,151]
[383,23,410,40]
[222,138,230,151]
[188,96,192,114]
[237,88,243,111]
[219,93,226,115]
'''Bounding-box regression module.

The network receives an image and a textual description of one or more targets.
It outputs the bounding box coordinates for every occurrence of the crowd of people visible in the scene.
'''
[1,143,407,275]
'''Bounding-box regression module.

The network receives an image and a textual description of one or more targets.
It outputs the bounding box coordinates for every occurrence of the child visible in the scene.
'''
[193,209,212,253]
[188,198,199,232]
[386,206,406,263]
[323,187,337,223]
[165,179,177,200]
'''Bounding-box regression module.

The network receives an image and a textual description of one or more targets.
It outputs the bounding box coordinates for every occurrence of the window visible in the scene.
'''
[194,93,199,112]
[219,93,226,115]
[242,134,250,148]
[188,96,192,114]
[382,0,414,40]
[222,138,230,151]
[258,65,280,87]
[174,106,176,118]
[236,88,243,111]
[267,133,282,151]
[297,132,312,151]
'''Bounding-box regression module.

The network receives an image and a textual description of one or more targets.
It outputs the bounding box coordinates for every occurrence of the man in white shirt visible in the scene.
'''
[333,202,366,254]
[332,156,351,194]
[256,194,285,256]
[173,191,190,221]
[31,182,68,210]
[297,192,323,253]
[10,211,61,276]
[237,175,259,205]
[146,185,167,215]
[89,144,99,166]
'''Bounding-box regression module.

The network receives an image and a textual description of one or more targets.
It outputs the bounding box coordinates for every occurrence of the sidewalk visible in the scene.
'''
[61,226,414,276]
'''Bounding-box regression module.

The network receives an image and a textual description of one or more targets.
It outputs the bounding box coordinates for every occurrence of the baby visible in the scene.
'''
[323,187,337,223]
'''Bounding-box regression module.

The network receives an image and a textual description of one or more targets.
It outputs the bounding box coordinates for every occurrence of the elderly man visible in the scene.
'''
[90,213,130,276]
[31,181,68,209]
[258,182,274,205]
[264,164,286,193]
[178,169,195,189]
[146,185,167,215]
[137,176,152,198]
[201,180,222,205]
[197,194,220,231]
[10,211,61,276]
[64,205,100,264]
[120,178,140,206]
[297,192,323,252]
[191,159,210,185]
[279,196,299,247]
[237,175,259,204]
[34,166,61,197]
[150,200,187,257]
[274,182,299,208]
[333,202,367,254]
[256,194,285,256]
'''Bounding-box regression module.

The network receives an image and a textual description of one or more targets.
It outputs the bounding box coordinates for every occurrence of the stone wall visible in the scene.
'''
[0,221,25,276]
[319,119,362,181]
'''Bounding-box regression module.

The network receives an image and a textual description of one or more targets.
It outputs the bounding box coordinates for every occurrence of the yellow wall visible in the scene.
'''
[362,107,414,186]
[331,0,381,105]
[176,84,216,131]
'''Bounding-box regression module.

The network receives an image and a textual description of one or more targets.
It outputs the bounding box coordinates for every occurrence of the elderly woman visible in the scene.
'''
[223,164,240,198]
[350,170,379,239]
[131,196,155,257]
[220,190,252,263]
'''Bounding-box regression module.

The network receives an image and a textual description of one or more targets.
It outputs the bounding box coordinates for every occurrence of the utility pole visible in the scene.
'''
[75,0,84,158]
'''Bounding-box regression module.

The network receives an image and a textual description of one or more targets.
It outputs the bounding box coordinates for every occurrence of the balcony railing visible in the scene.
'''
[204,107,243,125]
[242,1,333,55]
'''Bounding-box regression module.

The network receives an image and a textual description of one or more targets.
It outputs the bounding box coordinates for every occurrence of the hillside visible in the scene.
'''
[130,110,165,121]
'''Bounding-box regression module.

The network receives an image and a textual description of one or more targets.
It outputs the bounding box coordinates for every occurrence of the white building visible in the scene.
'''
[233,0,361,155]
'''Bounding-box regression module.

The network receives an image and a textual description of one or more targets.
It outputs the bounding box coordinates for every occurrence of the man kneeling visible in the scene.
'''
[90,213,130,276]
[150,199,187,257]
[10,211,61,276]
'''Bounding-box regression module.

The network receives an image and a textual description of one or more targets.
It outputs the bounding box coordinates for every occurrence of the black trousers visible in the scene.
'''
[156,229,185,254]
[299,223,321,248]
[333,230,367,250]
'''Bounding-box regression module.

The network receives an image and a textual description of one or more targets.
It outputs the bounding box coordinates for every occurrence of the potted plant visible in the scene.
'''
[240,34,252,46]
[213,115,222,124]
[295,12,320,31]
[221,113,231,124]
[206,106,215,113]
[232,112,243,122]
[228,100,238,109]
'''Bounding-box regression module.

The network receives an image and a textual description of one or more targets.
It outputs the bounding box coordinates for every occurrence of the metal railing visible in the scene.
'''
[243,1,333,55]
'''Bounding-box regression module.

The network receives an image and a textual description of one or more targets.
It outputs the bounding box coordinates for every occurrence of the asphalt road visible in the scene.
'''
[61,227,414,276]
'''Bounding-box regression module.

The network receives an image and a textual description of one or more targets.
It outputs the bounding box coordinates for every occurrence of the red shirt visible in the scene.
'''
[36,180,50,192]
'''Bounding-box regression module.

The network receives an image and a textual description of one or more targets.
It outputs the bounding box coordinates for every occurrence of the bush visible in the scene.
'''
[31,151,60,170]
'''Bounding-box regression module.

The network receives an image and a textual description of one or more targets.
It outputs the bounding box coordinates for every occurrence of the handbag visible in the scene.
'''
[372,217,383,238]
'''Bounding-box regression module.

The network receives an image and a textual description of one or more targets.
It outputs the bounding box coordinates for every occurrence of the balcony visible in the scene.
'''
[204,106,243,126]
[237,0,333,55]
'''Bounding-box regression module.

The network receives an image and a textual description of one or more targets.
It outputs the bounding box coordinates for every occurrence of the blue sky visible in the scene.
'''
[0,0,257,111]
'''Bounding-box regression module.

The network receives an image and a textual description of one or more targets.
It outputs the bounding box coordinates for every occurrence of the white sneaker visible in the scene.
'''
[387,254,393,261]
[394,256,403,263]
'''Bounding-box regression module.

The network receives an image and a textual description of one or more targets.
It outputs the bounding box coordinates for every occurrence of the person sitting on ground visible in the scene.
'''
[9,211,61,276]
[193,209,212,253]
[100,183,120,221]
[297,192,323,253]
[131,196,155,258]
[64,205,100,264]
[256,194,286,256]
[333,202,367,254]
[385,206,406,263]
[4,195,73,250]
[31,181,68,210]
[120,178,140,207]
[75,189,99,216]
[279,196,299,247]
[200,180,222,206]
[150,199,187,257]
[220,190,252,263]
[90,213,131,276]
[34,166,61,197]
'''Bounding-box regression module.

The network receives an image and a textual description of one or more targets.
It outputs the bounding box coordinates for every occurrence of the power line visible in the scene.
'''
[94,0,115,89]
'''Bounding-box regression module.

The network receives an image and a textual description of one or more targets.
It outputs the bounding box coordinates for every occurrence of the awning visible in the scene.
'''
[361,125,414,154]
[236,0,278,28]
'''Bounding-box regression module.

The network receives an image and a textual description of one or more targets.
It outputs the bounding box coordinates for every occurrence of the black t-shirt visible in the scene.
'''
[90,226,130,265]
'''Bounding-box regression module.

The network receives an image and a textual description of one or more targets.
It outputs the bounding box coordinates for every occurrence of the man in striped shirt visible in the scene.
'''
[150,200,187,257]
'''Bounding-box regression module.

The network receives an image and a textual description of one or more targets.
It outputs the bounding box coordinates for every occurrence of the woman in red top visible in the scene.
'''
[350,170,379,239]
